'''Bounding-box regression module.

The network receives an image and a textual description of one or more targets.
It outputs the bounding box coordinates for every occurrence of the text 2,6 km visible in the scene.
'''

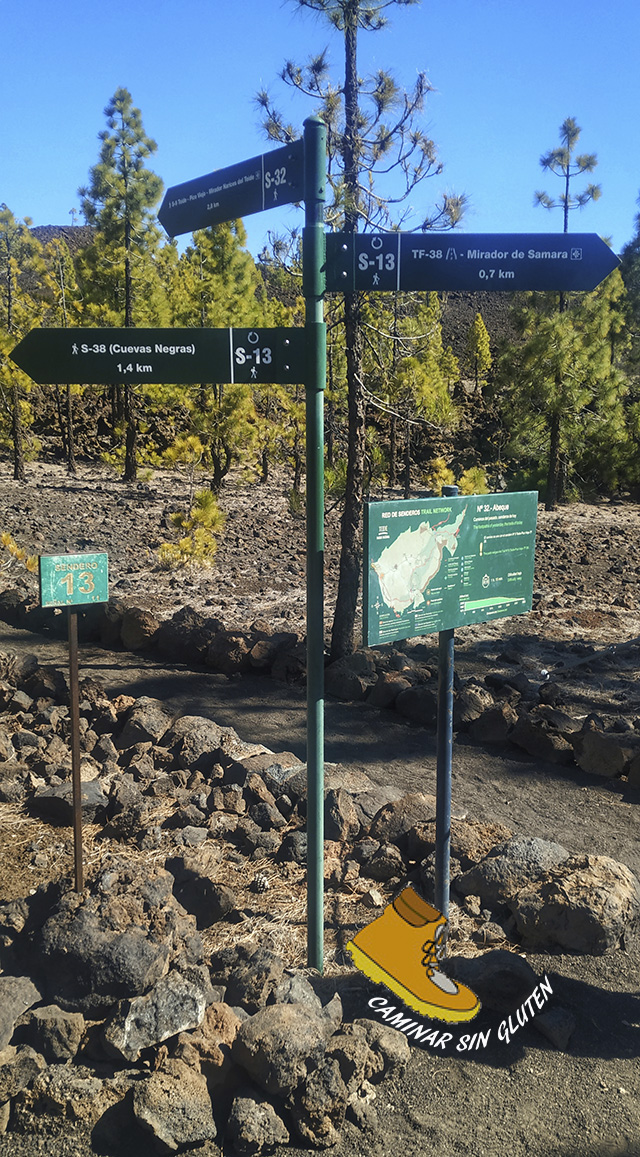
[478,268,515,281]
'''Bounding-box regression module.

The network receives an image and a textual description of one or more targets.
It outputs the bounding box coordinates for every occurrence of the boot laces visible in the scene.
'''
[421,922,446,976]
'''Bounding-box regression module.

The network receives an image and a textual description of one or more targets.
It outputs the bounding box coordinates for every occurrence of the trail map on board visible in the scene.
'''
[364,493,537,646]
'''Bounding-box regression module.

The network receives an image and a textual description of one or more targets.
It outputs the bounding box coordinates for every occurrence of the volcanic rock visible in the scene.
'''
[132,1057,217,1151]
[18,1004,85,1062]
[35,859,203,1015]
[447,948,541,1014]
[117,696,173,748]
[570,720,640,778]
[455,836,572,909]
[351,1018,410,1079]
[227,1092,290,1155]
[233,1003,336,1098]
[290,1054,349,1148]
[511,853,640,954]
[370,791,438,852]
[103,971,208,1062]
[0,1045,45,1104]
[0,977,42,1051]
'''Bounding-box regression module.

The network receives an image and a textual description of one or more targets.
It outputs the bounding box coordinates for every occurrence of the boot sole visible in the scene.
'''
[346,939,480,1023]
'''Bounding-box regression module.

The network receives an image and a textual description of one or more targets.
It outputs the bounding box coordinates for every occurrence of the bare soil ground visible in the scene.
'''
[0,463,639,1157]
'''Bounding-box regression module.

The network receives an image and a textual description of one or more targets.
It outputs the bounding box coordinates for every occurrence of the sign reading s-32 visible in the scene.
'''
[158,140,305,237]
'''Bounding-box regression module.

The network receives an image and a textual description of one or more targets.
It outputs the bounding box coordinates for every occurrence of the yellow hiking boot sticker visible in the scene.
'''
[346,886,480,1024]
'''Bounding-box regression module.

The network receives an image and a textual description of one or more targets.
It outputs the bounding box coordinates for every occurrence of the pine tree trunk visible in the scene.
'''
[293,386,303,494]
[55,386,68,458]
[110,385,124,444]
[326,394,335,468]
[330,2,365,660]
[66,384,77,476]
[122,218,137,481]
[11,382,26,483]
[331,292,366,660]
[389,415,397,487]
[123,385,137,482]
[210,445,231,495]
[546,410,561,511]
[326,344,335,468]
[403,424,411,499]
[558,452,569,504]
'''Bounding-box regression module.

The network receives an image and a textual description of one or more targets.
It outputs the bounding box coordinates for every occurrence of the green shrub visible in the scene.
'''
[157,488,225,569]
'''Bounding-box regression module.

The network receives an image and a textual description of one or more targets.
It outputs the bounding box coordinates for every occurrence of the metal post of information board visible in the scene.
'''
[67,609,84,893]
[435,484,458,934]
[303,115,327,972]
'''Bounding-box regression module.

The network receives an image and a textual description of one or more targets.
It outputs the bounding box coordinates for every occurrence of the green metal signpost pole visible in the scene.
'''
[435,485,458,935]
[68,609,84,893]
[303,115,327,971]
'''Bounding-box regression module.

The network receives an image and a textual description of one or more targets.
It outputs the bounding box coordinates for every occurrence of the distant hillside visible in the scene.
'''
[28,227,521,355]
[439,289,522,359]
[31,224,95,255]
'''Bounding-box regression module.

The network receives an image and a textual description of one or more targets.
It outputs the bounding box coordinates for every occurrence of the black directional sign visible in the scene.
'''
[158,140,305,237]
[325,232,620,293]
[11,327,307,386]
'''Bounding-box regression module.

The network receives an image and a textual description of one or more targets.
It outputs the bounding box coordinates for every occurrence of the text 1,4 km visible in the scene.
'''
[478,268,515,281]
[116,362,153,374]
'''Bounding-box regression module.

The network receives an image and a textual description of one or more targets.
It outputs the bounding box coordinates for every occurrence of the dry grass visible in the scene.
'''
[0,799,506,975]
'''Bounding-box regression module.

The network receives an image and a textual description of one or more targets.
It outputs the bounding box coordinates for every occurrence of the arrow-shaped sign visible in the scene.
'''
[159,140,305,238]
[325,232,620,293]
[10,327,308,386]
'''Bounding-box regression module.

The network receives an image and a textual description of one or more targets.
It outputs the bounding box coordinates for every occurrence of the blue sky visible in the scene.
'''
[3,0,639,257]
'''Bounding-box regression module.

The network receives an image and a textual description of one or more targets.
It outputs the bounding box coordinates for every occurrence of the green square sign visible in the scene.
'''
[39,553,109,609]
[364,493,538,646]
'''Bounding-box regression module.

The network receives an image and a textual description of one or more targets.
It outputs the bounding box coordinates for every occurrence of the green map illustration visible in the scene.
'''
[364,493,537,646]
[372,508,467,615]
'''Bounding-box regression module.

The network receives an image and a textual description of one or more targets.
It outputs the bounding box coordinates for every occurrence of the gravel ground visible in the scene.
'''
[0,462,639,1157]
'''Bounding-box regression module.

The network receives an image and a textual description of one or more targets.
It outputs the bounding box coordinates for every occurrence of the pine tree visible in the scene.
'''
[0,206,45,480]
[164,221,268,492]
[497,271,627,500]
[535,117,601,233]
[533,117,602,507]
[42,237,84,473]
[259,0,464,657]
[464,312,492,391]
[620,193,640,378]
[77,88,165,481]
[363,291,458,493]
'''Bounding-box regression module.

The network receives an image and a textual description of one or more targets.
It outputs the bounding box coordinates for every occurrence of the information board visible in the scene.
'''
[363,493,537,646]
[39,553,109,609]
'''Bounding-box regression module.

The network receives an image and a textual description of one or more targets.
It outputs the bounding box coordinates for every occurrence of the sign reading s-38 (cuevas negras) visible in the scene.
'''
[39,553,109,609]
[364,492,538,647]
[10,327,306,386]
